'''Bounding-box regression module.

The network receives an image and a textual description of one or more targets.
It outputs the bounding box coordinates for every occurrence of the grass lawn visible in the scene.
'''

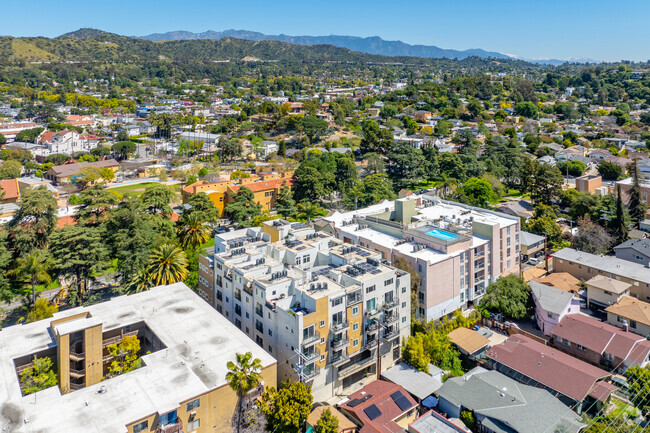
[108,182,158,196]
[34,279,61,293]
[93,258,118,278]
[608,398,638,418]
[200,237,215,249]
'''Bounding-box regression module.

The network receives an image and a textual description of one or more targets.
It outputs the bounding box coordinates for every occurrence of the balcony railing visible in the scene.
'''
[382,299,398,310]
[366,322,379,333]
[383,328,400,340]
[331,336,349,349]
[243,283,253,296]
[338,356,376,377]
[365,338,378,349]
[102,330,139,348]
[69,351,85,361]
[157,420,183,433]
[302,348,320,363]
[347,294,362,306]
[69,382,84,391]
[384,313,399,324]
[365,309,381,318]
[302,330,320,347]
[69,368,85,378]
[331,320,349,332]
[331,352,350,366]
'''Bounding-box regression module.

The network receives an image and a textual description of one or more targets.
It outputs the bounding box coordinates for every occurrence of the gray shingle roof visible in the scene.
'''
[436,368,585,433]
[381,361,442,400]
[530,281,575,315]
[552,248,650,283]
[521,231,544,247]
[614,238,650,257]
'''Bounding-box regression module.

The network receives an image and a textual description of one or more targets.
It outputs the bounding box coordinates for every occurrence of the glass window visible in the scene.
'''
[187,419,200,432]
[352,323,359,331]
[366,298,376,312]
[186,398,200,411]
[353,338,359,347]
[159,411,177,427]
[133,420,148,433]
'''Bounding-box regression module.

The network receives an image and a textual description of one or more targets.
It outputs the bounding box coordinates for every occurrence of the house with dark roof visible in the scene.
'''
[614,238,650,267]
[44,159,120,184]
[436,367,585,433]
[531,281,580,336]
[485,334,613,411]
[551,313,650,373]
[338,380,418,433]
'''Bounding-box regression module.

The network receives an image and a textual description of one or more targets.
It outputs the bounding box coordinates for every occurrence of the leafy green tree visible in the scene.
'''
[557,160,587,177]
[278,139,286,157]
[402,333,431,371]
[141,183,174,216]
[260,381,313,433]
[8,250,54,306]
[146,244,189,286]
[438,153,466,182]
[335,156,357,193]
[530,162,563,206]
[225,186,262,227]
[293,165,335,202]
[364,152,385,175]
[0,159,23,179]
[458,177,497,207]
[514,101,539,118]
[626,365,650,415]
[113,141,137,160]
[25,297,58,323]
[183,192,220,223]
[20,357,57,395]
[106,198,158,285]
[0,134,6,145]
[275,184,297,219]
[219,137,243,162]
[460,410,477,432]
[355,173,396,207]
[627,159,647,224]
[107,335,141,377]
[386,143,425,187]
[299,116,328,143]
[75,185,120,227]
[597,161,622,180]
[614,184,629,243]
[360,120,393,154]
[297,200,324,224]
[49,225,110,306]
[0,231,14,302]
[434,119,452,136]
[15,127,44,142]
[177,213,211,249]
[315,408,339,433]
[525,205,566,251]
[480,275,532,320]
[227,352,263,433]
[7,187,57,254]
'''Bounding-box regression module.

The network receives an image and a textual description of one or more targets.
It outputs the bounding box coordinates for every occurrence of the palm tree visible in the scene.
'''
[8,250,54,306]
[226,352,262,433]
[434,175,458,199]
[297,201,324,224]
[123,267,153,294]
[177,214,211,249]
[146,244,189,286]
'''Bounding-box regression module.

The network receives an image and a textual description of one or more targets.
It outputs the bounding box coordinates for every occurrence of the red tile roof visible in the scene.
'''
[552,314,650,364]
[339,380,417,433]
[0,179,20,201]
[229,177,294,194]
[486,334,610,402]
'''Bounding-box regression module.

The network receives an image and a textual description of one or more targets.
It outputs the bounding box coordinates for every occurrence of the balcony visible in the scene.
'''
[338,356,376,377]
[383,328,400,341]
[384,313,399,324]
[302,348,320,364]
[365,309,381,319]
[69,382,84,391]
[157,420,183,433]
[347,292,362,306]
[302,330,320,347]
[382,299,398,310]
[243,283,253,296]
[69,351,85,362]
[365,338,378,349]
[302,366,320,380]
[366,321,379,333]
[331,336,349,349]
[331,320,349,332]
[331,352,350,366]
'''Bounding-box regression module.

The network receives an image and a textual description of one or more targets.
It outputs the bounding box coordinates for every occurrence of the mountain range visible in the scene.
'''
[138,29,600,65]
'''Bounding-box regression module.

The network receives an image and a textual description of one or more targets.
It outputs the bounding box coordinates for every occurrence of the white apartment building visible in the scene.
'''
[317,195,521,322]
[197,220,411,401]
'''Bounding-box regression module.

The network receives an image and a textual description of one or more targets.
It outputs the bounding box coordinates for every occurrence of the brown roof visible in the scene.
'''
[532,272,581,294]
[47,160,119,178]
[339,380,417,433]
[586,275,631,294]
[523,267,547,282]
[552,314,650,364]
[308,405,356,432]
[606,296,650,328]
[448,327,490,355]
[587,381,617,402]
[486,334,610,402]
[0,179,20,201]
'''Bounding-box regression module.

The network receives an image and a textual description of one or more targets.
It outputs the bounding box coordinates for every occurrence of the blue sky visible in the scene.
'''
[3,0,649,62]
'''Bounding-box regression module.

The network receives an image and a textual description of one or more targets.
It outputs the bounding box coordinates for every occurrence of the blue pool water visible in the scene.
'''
[425,228,459,241]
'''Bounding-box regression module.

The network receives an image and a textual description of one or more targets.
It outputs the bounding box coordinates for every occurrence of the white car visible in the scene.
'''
[529,257,541,266]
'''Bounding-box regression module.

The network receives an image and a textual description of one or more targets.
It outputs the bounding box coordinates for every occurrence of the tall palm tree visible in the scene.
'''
[435,175,458,199]
[226,352,262,433]
[146,244,189,286]
[177,214,211,249]
[8,250,54,306]
[123,267,153,295]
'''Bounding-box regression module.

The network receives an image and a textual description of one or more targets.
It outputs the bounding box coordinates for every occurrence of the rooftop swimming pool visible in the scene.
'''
[424,228,460,242]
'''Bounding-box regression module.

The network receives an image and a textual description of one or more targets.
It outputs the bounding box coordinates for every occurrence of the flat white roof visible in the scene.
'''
[0,283,276,433]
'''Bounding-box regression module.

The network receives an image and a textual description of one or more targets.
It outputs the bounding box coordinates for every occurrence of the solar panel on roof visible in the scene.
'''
[363,404,382,420]
[348,394,372,407]
[390,391,412,411]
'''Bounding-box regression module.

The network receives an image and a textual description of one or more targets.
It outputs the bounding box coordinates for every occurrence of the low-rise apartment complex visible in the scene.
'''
[318,196,521,321]
[182,171,294,215]
[197,220,411,401]
[0,283,277,433]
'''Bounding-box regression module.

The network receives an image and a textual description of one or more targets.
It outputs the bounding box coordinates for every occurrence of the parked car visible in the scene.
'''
[529,257,541,265]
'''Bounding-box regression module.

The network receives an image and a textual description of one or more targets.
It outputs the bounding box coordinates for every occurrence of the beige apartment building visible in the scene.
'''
[198,219,411,401]
[0,283,277,433]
